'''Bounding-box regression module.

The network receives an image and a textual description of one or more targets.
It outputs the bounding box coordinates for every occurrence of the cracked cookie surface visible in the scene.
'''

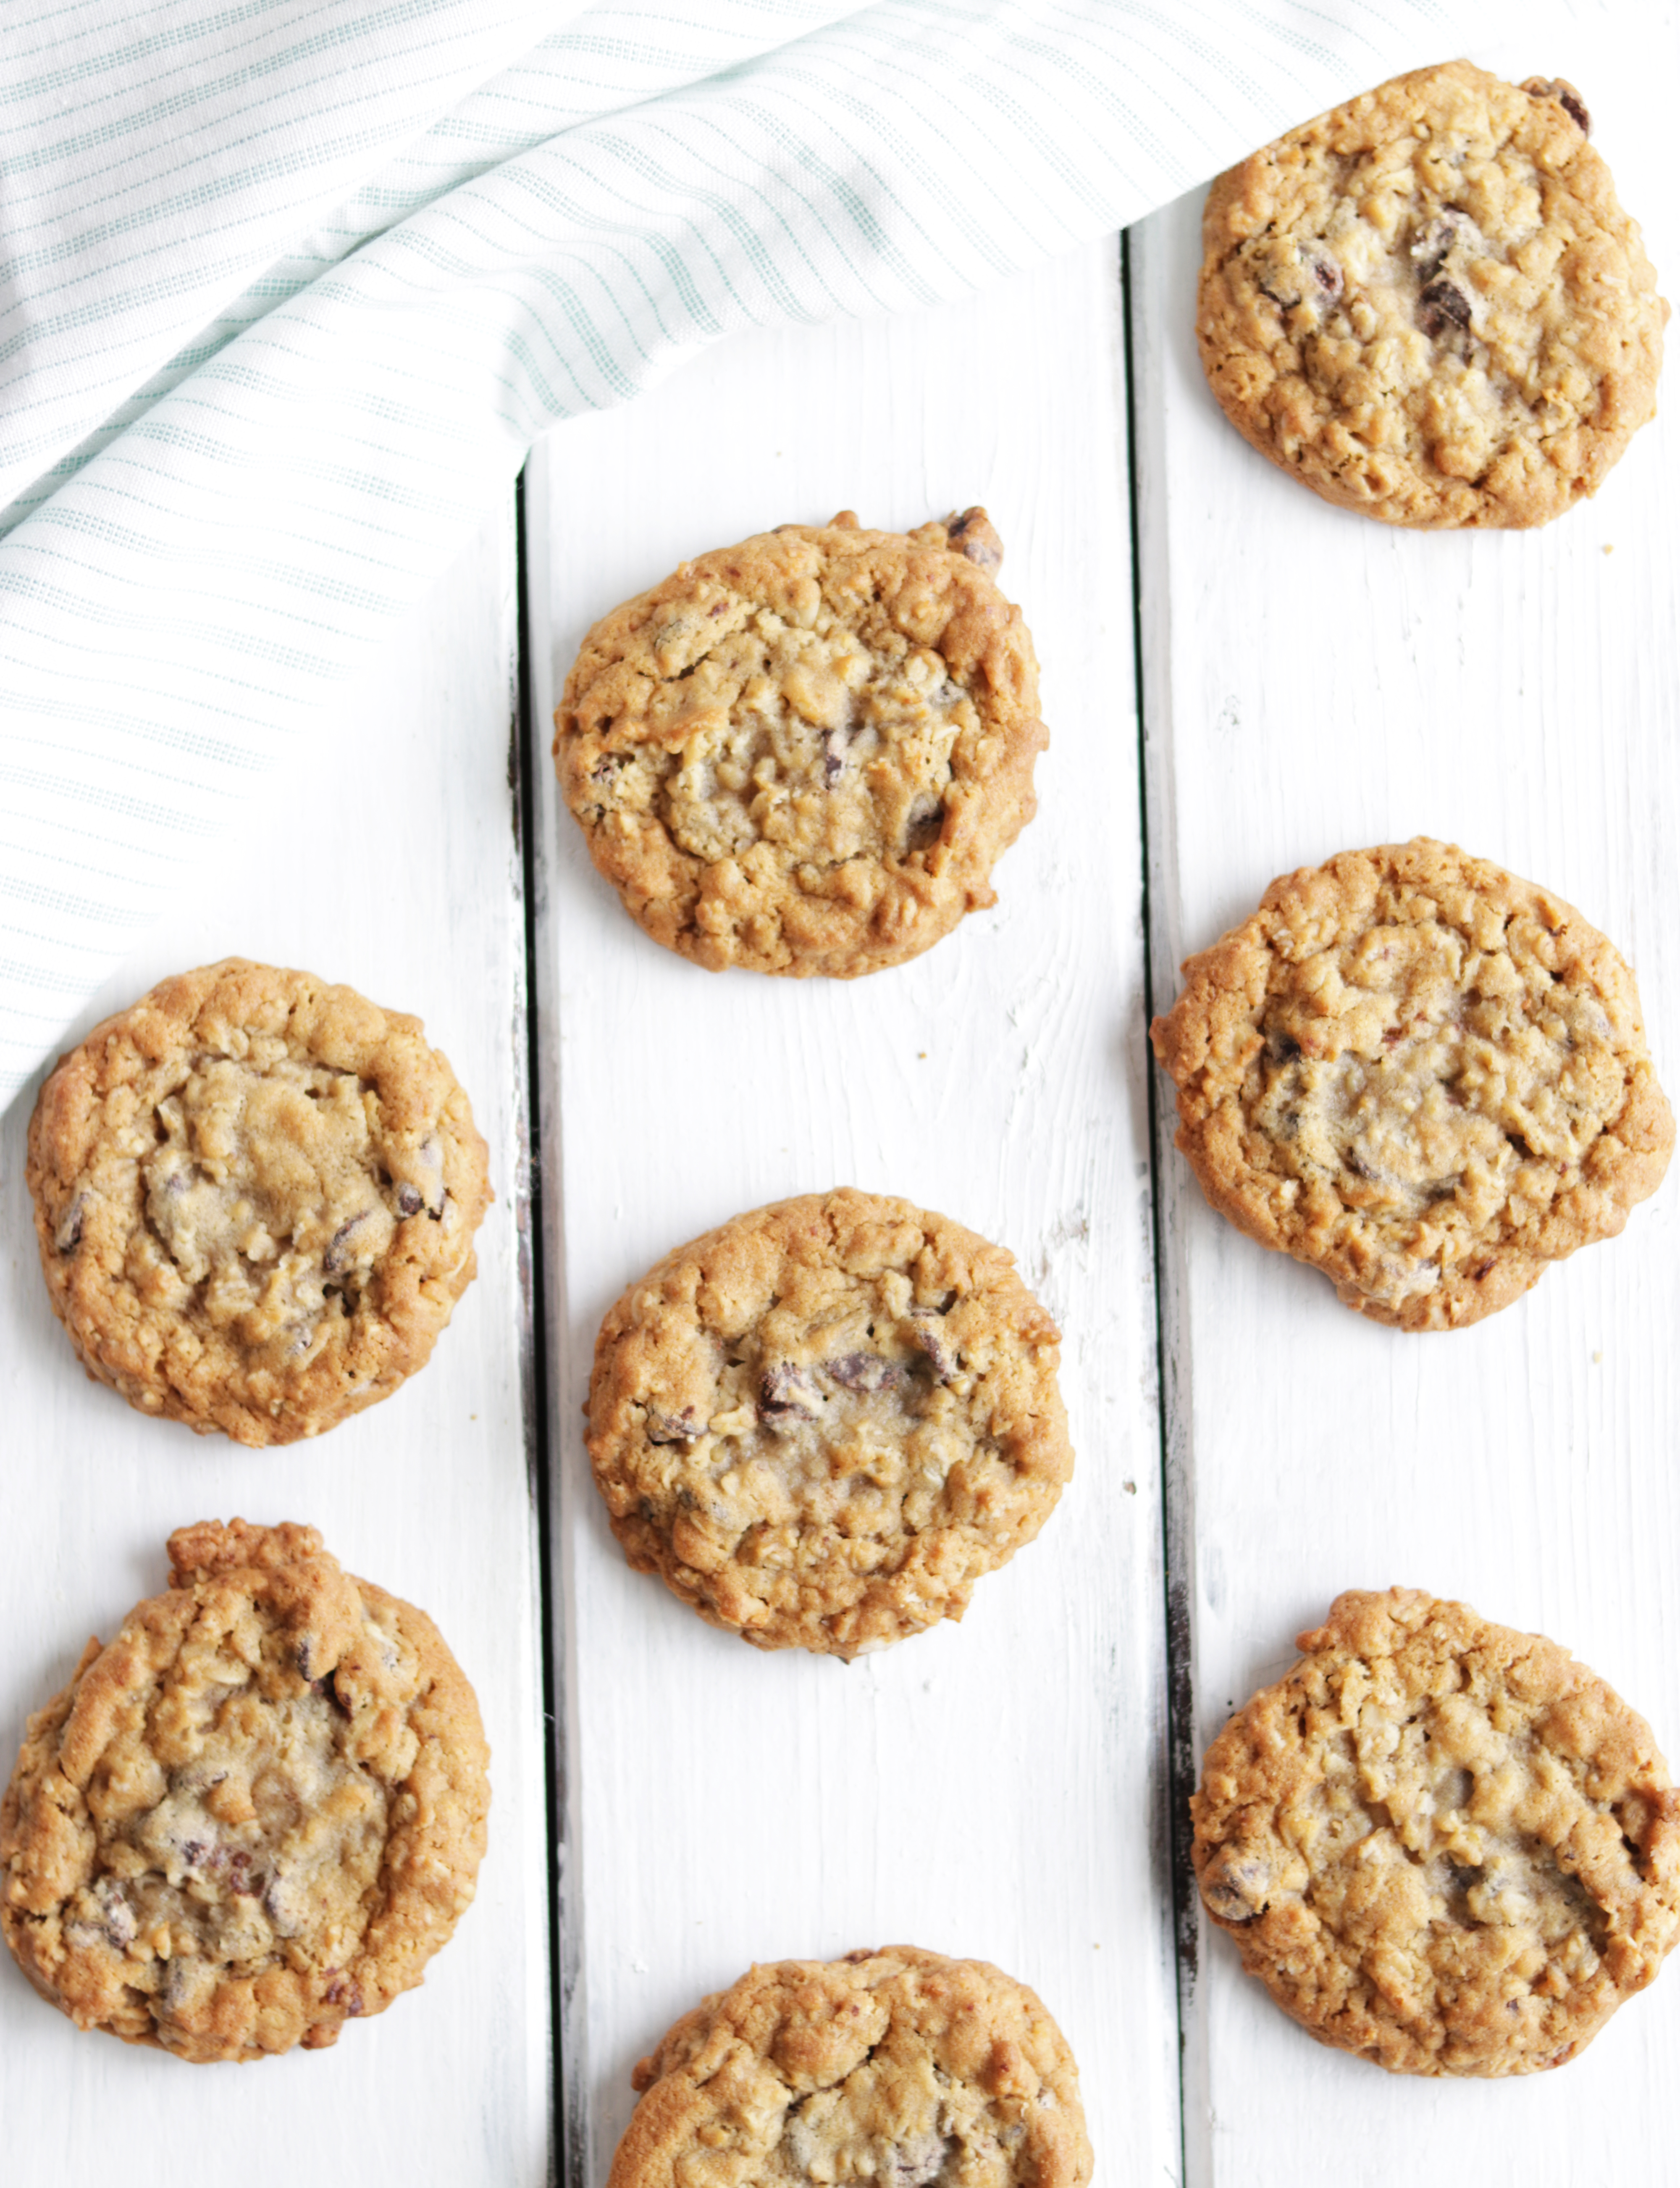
[587,1189,1072,1656]
[1197,61,1667,527]
[554,510,1045,976]
[26,958,493,1444]
[0,1521,490,2063]
[1192,1589,1680,2075]
[1150,839,1672,1329]
[609,1946,1092,2188]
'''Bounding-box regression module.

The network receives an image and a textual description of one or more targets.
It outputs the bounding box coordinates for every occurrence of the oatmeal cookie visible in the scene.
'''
[0,1521,490,2063]
[609,1946,1092,2188]
[554,509,1045,976]
[26,958,493,1444]
[1192,1588,1680,2075]
[1150,839,1672,1329]
[586,1189,1072,1656]
[1197,62,1667,527]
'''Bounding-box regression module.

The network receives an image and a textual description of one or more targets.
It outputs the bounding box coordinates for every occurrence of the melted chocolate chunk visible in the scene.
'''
[1522,76,1590,136]
[324,1211,374,1275]
[646,1407,706,1446]
[903,796,945,852]
[1201,1855,1271,1924]
[826,1351,904,1395]
[1410,212,1464,284]
[759,1363,823,1418]
[1418,279,1473,338]
[907,1309,957,1382]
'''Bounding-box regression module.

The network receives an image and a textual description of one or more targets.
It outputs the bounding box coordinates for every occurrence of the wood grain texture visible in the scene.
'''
[1135,10,1680,2180]
[525,241,1179,2188]
[0,495,550,2181]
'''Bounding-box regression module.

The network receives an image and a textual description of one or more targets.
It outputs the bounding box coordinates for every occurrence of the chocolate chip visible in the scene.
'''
[1255,268,1302,309]
[903,796,945,852]
[395,1183,423,1217]
[225,1850,256,1895]
[646,1407,705,1445]
[324,1211,373,1274]
[54,1194,87,1253]
[323,1970,365,2015]
[296,1638,316,1680]
[944,506,1003,573]
[1201,1854,1272,1923]
[1418,279,1472,338]
[264,1871,302,1936]
[1265,1030,1302,1062]
[94,1880,136,1950]
[826,1352,904,1395]
[1410,212,1463,284]
[1312,256,1343,300]
[907,1309,957,1382]
[1522,76,1590,135]
[823,729,847,786]
[759,1363,823,1417]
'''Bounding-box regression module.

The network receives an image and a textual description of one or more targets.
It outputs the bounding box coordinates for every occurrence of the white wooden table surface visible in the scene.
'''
[4,9,1677,2183]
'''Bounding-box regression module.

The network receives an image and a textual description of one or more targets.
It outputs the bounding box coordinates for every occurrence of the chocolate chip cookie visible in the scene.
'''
[554,510,1045,976]
[1197,62,1667,527]
[0,1521,490,2063]
[1193,1589,1680,2075]
[586,1189,1072,1656]
[1150,839,1672,1329]
[26,958,493,1444]
[609,1947,1092,2188]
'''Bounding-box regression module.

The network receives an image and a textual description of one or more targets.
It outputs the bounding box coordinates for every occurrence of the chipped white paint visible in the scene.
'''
[526,239,1179,2188]
[0,497,551,2181]
[1134,9,1680,2181]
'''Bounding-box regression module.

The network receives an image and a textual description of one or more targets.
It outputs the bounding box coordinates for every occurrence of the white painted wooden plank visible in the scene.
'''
[527,242,1179,2188]
[0,494,550,2180]
[1136,9,1680,2181]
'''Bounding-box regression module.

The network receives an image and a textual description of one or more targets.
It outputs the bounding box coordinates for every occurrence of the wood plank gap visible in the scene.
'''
[513,465,564,2185]
[1126,212,1211,2188]
[520,439,592,2188]
[1120,224,1195,2188]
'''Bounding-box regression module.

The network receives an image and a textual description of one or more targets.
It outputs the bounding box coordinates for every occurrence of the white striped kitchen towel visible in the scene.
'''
[0,0,1470,1101]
